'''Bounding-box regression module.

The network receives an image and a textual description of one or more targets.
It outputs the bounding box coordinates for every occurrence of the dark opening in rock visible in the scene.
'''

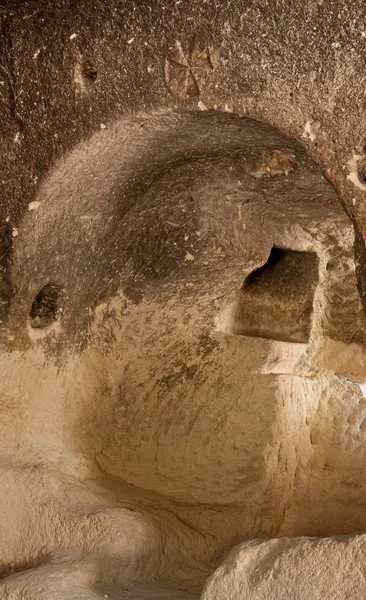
[228,248,319,343]
[29,283,64,329]
[81,62,97,87]
[357,157,366,185]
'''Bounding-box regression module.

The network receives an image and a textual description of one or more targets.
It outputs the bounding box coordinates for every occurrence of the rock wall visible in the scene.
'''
[1,1,366,598]
[202,535,366,600]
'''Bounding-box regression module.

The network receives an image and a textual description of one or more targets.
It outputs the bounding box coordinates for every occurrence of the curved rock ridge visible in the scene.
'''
[201,534,366,600]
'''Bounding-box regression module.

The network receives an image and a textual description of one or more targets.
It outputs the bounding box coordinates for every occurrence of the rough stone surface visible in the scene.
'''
[2,0,366,311]
[0,552,201,600]
[201,534,366,600]
[2,0,366,598]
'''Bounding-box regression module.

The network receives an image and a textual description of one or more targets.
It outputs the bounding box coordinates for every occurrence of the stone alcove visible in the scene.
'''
[223,246,319,343]
[2,0,366,596]
[2,107,366,598]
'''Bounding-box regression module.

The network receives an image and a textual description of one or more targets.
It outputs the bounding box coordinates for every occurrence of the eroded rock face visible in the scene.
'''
[2,1,366,598]
[2,110,366,598]
[201,535,366,600]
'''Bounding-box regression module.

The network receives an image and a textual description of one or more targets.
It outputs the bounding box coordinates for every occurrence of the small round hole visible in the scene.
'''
[82,62,97,85]
[29,283,65,330]
[74,60,98,93]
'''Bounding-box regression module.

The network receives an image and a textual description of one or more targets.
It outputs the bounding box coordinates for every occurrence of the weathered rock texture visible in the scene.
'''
[202,534,366,600]
[2,0,366,598]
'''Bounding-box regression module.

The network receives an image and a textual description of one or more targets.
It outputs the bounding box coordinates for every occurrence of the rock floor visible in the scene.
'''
[94,580,202,599]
